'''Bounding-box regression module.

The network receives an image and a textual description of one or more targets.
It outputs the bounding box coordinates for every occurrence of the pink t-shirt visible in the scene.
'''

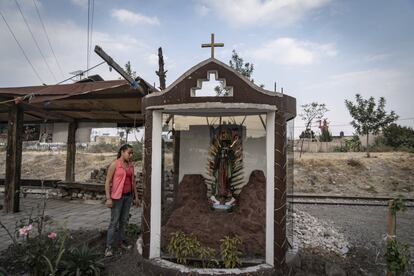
[111,159,134,199]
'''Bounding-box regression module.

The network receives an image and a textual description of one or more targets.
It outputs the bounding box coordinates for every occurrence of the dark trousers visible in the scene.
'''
[106,193,132,247]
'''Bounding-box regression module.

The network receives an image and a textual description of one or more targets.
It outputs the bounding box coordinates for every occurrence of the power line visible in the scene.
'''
[32,0,65,78]
[14,0,57,82]
[90,0,94,72]
[0,11,44,84]
[86,0,95,77]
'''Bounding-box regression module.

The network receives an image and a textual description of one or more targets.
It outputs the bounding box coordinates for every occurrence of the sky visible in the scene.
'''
[1,0,413,138]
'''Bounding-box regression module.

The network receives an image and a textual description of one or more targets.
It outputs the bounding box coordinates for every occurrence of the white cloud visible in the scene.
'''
[0,9,158,86]
[194,4,210,16]
[111,9,160,26]
[147,53,158,66]
[70,0,88,9]
[202,0,331,27]
[253,37,337,65]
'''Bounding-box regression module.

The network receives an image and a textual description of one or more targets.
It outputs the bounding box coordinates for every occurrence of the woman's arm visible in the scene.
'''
[105,162,116,207]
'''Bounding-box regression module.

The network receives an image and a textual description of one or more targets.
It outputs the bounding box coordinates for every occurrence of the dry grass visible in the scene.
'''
[0,151,413,198]
[294,152,414,197]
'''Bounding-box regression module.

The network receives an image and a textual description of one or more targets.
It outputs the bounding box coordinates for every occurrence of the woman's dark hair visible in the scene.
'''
[117,144,133,159]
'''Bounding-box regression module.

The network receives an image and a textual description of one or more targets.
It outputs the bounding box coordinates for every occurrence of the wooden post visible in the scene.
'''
[65,121,77,182]
[4,104,23,213]
[386,199,395,276]
[172,130,180,200]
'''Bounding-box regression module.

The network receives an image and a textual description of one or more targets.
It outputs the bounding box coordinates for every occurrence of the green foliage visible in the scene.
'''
[345,94,398,157]
[390,197,407,216]
[229,50,254,79]
[383,124,414,151]
[220,236,242,269]
[167,231,202,265]
[198,245,219,268]
[385,239,410,275]
[126,223,141,237]
[319,128,332,142]
[43,235,66,276]
[167,231,218,268]
[124,61,137,79]
[131,141,143,162]
[61,244,104,276]
[345,94,398,136]
[299,129,315,140]
[0,199,103,275]
[335,135,361,152]
[345,135,361,152]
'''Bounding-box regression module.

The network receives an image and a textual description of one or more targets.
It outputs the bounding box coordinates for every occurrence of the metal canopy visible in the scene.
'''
[0,79,151,126]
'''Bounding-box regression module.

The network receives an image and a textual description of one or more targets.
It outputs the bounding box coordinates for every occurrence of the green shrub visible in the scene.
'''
[220,236,242,269]
[383,124,414,151]
[167,231,201,265]
[167,231,218,268]
[126,223,141,237]
[385,239,410,275]
[61,244,104,276]
[131,142,143,162]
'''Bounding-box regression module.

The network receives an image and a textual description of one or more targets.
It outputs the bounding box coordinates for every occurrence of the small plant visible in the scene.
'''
[198,246,219,268]
[167,231,201,265]
[220,236,242,269]
[167,231,219,268]
[61,244,104,275]
[385,239,410,275]
[126,223,141,237]
[390,197,406,216]
[346,158,362,167]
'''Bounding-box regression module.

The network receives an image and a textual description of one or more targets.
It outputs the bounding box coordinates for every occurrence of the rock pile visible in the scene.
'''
[291,210,349,255]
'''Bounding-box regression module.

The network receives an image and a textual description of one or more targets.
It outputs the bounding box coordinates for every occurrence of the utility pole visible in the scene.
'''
[95,45,158,95]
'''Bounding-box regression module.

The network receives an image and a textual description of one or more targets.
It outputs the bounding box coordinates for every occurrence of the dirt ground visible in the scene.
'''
[0,150,141,182]
[294,152,414,198]
[0,151,413,197]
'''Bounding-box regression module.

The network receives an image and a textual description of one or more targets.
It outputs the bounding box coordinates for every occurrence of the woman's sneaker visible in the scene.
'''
[104,246,113,257]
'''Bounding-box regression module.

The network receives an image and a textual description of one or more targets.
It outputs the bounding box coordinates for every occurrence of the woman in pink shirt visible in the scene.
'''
[104,144,139,257]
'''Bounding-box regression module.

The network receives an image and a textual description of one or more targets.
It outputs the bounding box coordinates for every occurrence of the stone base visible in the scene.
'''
[137,254,276,276]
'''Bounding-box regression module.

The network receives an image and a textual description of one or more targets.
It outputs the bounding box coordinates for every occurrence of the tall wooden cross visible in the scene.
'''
[201,33,224,59]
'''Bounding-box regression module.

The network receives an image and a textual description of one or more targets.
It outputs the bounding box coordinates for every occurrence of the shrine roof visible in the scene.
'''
[143,58,296,119]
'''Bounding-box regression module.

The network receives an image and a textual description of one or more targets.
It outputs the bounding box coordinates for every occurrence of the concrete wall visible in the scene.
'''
[178,125,266,186]
[52,122,116,143]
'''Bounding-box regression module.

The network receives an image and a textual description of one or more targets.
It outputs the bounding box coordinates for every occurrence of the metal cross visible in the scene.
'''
[201,33,224,59]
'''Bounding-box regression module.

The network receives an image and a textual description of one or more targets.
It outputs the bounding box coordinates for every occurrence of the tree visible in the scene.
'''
[229,50,254,80]
[299,102,329,157]
[215,50,255,96]
[124,61,137,79]
[345,94,398,157]
[383,124,414,151]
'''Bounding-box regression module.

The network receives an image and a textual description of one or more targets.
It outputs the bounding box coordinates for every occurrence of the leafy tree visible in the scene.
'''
[229,50,254,79]
[299,129,315,139]
[383,124,414,151]
[319,129,332,142]
[345,94,398,157]
[299,102,329,157]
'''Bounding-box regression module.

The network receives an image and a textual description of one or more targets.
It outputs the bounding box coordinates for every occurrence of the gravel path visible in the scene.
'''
[296,204,414,273]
